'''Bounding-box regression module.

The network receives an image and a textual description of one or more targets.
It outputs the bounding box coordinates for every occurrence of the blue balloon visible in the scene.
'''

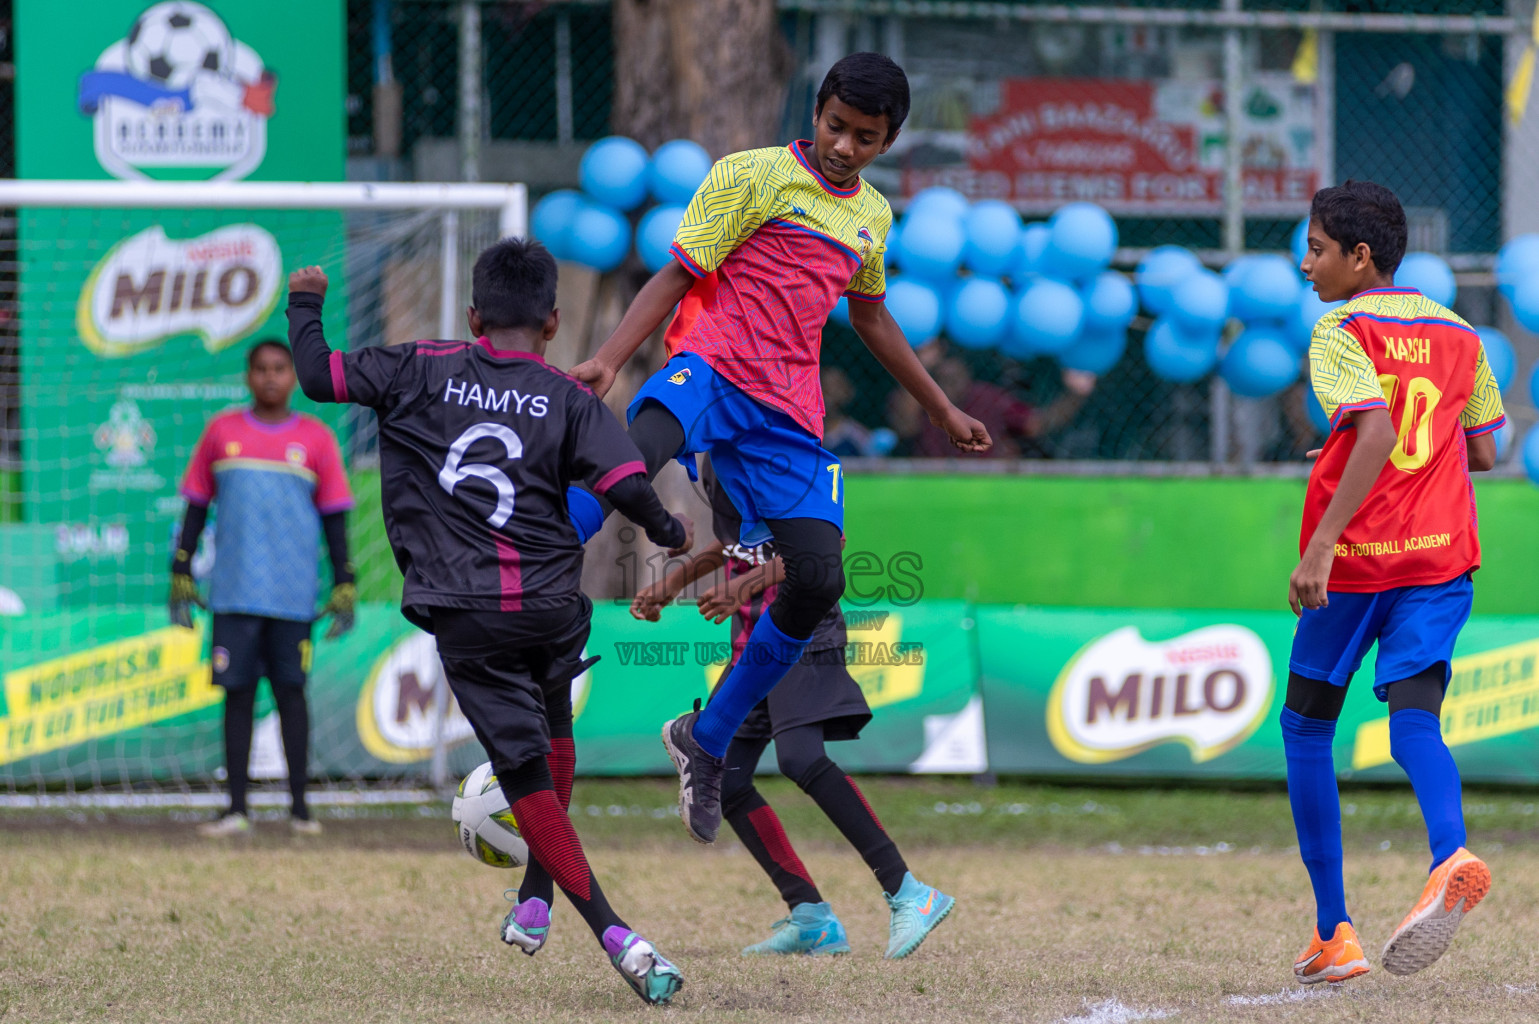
[1013,223,1051,280]
[1144,317,1218,383]
[907,186,970,223]
[1496,234,1539,299]
[1170,270,1229,337]
[1081,271,1137,332]
[1290,289,1344,353]
[1060,327,1127,375]
[1531,361,1539,409]
[1137,246,1203,317]
[636,204,686,273]
[1305,386,1331,435]
[885,218,902,269]
[579,136,651,211]
[531,190,584,261]
[1044,202,1118,281]
[895,212,965,281]
[869,427,899,456]
[1475,327,1515,391]
[963,200,1023,277]
[1290,218,1310,268]
[829,295,850,327]
[1230,254,1302,323]
[648,139,711,205]
[885,278,944,346]
[1396,252,1456,308]
[1513,277,1539,335]
[946,276,1012,350]
[1009,278,1084,357]
[568,203,631,272]
[1223,254,1258,287]
[1524,425,1539,487]
[1221,327,1300,397]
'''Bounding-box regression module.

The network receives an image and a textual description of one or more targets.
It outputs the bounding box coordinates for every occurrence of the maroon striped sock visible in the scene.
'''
[724,787,822,908]
[510,785,622,941]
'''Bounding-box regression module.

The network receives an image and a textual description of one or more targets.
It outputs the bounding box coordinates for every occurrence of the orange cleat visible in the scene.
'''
[1381,846,1491,976]
[1294,921,1371,985]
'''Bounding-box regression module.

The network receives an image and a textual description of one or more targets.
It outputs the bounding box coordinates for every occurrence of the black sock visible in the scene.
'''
[222,686,256,816]
[272,685,311,820]
[722,737,822,909]
[796,756,909,896]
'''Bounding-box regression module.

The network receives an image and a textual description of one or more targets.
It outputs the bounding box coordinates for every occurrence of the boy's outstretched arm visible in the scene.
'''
[849,299,991,452]
[632,540,727,622]
[572,262,696,398]
[286,266,341,403]
[1289,407,1396,615]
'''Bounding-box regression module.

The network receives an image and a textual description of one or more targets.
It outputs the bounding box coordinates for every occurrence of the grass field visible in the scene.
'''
[4,777,1538,1023]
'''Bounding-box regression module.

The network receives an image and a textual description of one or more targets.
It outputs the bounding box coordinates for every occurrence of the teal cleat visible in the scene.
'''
[884,873,955,959]
[741,901,851,956]
[603,927,684,1006]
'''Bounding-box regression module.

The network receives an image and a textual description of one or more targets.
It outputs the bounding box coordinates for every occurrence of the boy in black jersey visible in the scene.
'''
[632,458,953,959]
[287,238,690,1006]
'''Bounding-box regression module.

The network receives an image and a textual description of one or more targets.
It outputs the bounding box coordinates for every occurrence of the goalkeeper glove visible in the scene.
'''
[168,553,204,629]
[322,582,357,639]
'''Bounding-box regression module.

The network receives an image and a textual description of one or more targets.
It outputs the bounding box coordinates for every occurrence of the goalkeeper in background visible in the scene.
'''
[170,338,357,838]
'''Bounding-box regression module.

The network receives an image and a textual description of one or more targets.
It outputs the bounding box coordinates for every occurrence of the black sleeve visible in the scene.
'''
[172,503,208,574]
[604,474,687,550]
[321,511,355,587]
[288,291,413,409]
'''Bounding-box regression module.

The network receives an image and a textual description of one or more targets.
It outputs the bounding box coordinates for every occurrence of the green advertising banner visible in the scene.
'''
[978,606,1539,785]
[14,0,346,608]
[0,601,982,786]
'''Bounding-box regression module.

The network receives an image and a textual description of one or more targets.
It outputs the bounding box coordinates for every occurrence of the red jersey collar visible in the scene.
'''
[791,140,862,198]
[476,336,547,362]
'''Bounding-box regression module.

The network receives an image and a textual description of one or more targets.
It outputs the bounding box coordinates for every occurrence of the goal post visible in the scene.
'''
[0,179,528,803]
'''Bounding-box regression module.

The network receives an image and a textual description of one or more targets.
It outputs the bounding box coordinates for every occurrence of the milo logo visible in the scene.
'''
[76,223,281,357]
[1047,624,1273,764]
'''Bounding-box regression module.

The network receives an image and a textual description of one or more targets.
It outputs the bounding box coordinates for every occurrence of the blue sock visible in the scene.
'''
[693,612,810,757]
[1281,707,1350,937]
[567,487,605,543]
[1389,708,1466,872]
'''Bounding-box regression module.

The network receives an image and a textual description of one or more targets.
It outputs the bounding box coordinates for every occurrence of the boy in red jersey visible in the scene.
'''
[564,54,989,866]
[1285,181,1504,985]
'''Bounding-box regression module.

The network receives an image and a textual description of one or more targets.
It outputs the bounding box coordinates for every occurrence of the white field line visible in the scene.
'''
[1058,999,1176,1023]
[1225,988,1338,1006]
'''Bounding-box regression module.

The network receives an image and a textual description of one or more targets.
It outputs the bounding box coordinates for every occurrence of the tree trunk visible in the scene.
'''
[611,0,793,157]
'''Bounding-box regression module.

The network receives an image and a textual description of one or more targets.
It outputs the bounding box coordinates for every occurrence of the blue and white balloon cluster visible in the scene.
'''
[849,188,1134,375]
[529,136,713,273]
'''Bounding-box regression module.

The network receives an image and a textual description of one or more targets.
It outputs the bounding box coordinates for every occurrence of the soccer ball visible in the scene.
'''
[451,762,529,868]
[126,1,234,91]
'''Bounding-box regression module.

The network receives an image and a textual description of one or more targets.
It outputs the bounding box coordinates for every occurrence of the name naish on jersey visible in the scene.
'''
[442,377,549,417]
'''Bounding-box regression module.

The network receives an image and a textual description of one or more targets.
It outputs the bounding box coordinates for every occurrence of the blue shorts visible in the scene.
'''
[1289,572,1474,702]
[627,351,843,547]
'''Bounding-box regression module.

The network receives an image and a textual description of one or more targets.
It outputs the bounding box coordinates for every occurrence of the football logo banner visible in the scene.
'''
[1046,624,1274,764]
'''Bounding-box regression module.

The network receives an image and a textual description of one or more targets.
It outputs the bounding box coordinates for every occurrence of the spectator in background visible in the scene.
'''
[170,338,356,837]
[821,366,895,458]
[888,348,1097,458]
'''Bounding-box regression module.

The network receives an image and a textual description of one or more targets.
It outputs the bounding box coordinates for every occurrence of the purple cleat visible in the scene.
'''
[500,894,551,955]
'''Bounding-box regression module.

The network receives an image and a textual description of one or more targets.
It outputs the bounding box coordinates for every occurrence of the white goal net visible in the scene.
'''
[0,180,525,806]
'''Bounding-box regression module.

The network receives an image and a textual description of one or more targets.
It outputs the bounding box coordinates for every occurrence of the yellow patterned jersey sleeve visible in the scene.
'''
[1309,319,1387,429]
[669,147,784,277]
[847,206,892,300]
[1460,344,1507,433]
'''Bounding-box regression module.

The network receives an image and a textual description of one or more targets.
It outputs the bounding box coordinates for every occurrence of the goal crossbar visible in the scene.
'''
[0,179,528,239]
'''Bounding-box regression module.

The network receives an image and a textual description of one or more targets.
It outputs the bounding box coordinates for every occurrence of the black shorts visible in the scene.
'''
[210,614,313,692]
[723,645,872,743]
[430,607,591,775]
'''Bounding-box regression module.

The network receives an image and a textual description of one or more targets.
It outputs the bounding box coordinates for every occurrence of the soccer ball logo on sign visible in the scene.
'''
[77,2,277,180]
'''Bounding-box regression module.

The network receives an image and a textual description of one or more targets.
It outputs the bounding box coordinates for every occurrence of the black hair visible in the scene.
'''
[815,52,910,141]
[1309,180,1407,275]
[247,337,292,368]
[472,236,558,331]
